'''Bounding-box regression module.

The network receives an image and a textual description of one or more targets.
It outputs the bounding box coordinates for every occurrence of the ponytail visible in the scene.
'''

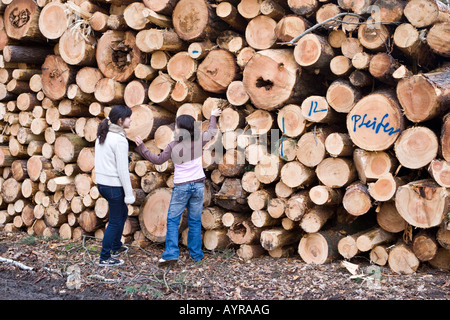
[97,105,132,144]
[97,118,110,144]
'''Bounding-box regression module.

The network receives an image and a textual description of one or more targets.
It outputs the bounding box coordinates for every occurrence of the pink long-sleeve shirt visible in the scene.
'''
[136,116,218,185]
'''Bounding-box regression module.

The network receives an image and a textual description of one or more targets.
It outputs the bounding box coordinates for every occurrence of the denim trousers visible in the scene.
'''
[162,181,205,261]
[97,184,128,260]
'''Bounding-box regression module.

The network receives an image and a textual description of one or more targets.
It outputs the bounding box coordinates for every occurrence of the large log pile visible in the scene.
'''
[0,0,449,274]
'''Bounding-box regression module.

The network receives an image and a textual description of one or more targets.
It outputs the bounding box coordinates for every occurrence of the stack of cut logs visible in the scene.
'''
[0,0,448,274]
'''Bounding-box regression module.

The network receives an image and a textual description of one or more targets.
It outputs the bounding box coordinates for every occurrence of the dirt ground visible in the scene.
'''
[0,231,448,302]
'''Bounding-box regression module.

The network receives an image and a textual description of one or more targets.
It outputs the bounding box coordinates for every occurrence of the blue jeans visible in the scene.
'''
[97,184,128,261]
[162,181,205,261]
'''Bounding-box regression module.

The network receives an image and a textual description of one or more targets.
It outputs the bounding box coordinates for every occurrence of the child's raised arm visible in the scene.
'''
[135,136,174,165]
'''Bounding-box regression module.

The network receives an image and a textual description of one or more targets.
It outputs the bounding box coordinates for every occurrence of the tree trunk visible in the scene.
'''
[245,15,278,50]
[59,29,96,66]
[280,160,315,188]
[201,206,225,230]
[54,134,89,163]
[412,230,439,262]
[294,33,334,71]
[368,173,404,202]
[300,206,335,233]
[285,190,313,221]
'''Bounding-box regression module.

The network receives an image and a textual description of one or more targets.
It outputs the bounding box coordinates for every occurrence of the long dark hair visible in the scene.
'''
[176,114,200,142]
[97,105,132,144]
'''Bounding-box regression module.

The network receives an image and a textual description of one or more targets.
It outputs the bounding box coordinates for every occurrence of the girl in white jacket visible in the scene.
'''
[95,105,135,267]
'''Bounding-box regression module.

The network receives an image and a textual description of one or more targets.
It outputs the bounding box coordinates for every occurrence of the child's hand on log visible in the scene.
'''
[211,107,222,117]
[135,136,143,146]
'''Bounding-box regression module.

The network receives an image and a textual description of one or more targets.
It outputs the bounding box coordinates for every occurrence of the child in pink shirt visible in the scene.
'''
[135,108,221,264]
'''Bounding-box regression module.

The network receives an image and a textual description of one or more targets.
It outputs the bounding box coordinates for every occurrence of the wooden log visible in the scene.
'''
[388,242,420,275]
[394,126,438,169]
[136,28,184,53]
[267,197,286,219]
[187,40,215,60]
[368,173,403,202]
[2,177,22,203]
[376,201,407,233]
[325,133,354,157]
[236,244,266,260]
[143,0,177,15]
[124,80,149,108]
[428,248,450,270]
[280,160,315,188]
[218,149,245,178]
[412,230,439,262]
[309,185,342,206]
[237,0,261,19]
[167,51,197,82]
[300,206,335,233]
[395,179,448,229]
[298,230,343,264]
[126,104,174,141]
[285,190,313,222]
[147,73,178,113]
[227,220,262,245]
[275,15,309,43]
[246,109,274,135]
[316,157,356,188]
[260,227,301,251]
[426,22,450,58]
[326,79,361,113]
[254,153,282,184]
[287,0,319,16]
[245,15,277,50]
[368,53,400,85]
[442,113,450,162]
[96,30,142,83]
[370,245,390,266]
[343,181,372,216]
[78,209,102,233]
[172,0,226,42]
[296,126,334,167]
[38,1,68,40]
[428,159,450,188]
[139,188,173,242]
[201,206,225,230]
[396,66,450,123]
[4,0,43,41]
[59,29,96,66]
[403,0,450,28]
[216,2,247,33]
[243,49,315,111]
[41,55,76,101]
[353,148,397,183]
[346,90,404,151]
[294,33,334,71]
[203,229,232,250]
[437,222,450,250]
[54,134,88,163]
[26,155,51,181]
[197,48,238,94]
[356,227,396,252]
[357,22,390,51]
[76,67,103,94]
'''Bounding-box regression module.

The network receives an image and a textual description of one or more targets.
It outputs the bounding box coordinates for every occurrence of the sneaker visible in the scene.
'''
[98,257,124,267]
[158,258,177,267]
[111,246,129,257]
